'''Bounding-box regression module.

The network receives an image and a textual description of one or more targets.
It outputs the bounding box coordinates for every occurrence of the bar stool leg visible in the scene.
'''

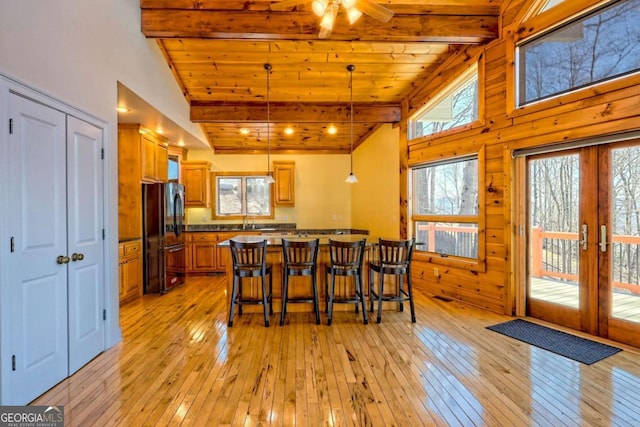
[312,273,320,325]
[269,271,274,315]
[398,274,404,312]
[261,274,270,327]
[358,274,368,324]
[327,273,335,326]
[228,276,238,327]
[324,270,329,314]
[369,268,375,313]
[280,272,289,326]
[407,274,416,323]
[376,272,384,324]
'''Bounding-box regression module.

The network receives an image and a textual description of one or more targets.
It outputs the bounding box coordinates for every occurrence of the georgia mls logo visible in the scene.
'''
[0,405,64,427]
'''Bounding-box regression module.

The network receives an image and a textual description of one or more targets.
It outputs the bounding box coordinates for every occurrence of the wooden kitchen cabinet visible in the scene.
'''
[273,160,295,206]
[140,131,168,183]
[185,231,255,273]
[119,240,142,304]
[182,160,211,207]
[118,124,168,241]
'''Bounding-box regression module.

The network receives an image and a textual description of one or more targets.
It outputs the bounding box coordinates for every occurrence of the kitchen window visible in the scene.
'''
[212,172,274,219]
[410,148,486,270]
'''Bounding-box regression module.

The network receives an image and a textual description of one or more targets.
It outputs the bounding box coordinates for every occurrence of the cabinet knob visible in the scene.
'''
[71,253,85,262]
[56,255,70,264]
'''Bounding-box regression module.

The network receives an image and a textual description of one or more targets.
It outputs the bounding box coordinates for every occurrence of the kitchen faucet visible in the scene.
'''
[242,215,248,230]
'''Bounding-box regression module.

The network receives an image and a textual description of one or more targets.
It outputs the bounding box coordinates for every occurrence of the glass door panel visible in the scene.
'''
[527,153,583,328]
[607,144,640,343]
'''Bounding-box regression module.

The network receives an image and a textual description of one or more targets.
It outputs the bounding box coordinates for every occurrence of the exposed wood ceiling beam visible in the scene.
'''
[190,102,401,123]
[141,10,498,43]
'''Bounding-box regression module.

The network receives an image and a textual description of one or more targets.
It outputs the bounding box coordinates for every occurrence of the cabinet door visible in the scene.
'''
[156,144,168,182]
[125,255,142,300]
[119,260,126,300]
[193,243,217,271]
[141,134,157,182]
[216,246,229,272]
[182,161,211,207]
[273,161,295,206]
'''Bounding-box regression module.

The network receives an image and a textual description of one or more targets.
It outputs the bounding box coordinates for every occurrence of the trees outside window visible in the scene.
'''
[519,0,640,105]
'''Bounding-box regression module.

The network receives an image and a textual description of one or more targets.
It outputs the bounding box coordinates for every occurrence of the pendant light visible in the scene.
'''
[345,64,358,183]
[264,63,275,184]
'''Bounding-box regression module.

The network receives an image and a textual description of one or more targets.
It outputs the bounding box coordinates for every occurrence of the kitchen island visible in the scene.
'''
[218,233,389,314]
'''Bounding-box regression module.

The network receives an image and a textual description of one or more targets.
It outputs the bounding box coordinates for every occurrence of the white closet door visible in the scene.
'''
[7,93,68,405]
[66,115,104,374]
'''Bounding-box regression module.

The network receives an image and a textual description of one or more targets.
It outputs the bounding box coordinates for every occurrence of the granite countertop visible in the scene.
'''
[217,233,374,246]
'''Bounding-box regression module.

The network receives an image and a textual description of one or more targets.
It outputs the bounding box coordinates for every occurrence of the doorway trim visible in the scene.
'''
[0,72,121,404]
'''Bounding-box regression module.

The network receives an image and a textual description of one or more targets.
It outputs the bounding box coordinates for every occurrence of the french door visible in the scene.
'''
[525,140,640,347]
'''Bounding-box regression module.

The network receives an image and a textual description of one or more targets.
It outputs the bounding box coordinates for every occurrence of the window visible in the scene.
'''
[410,151,485,267]
[518,0,640,105]
[213,172,273,219]
[168,155,180,182]
[409,64,479,140]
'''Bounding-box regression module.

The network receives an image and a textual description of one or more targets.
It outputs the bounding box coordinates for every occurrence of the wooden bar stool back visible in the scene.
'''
[369,238,416,323]
[228,239,273,327]
[325,238,368,325]
[280,238,321,326]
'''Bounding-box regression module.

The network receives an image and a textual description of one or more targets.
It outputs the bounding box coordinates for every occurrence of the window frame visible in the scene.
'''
[516,0,640,107]
[408,62,481,141]
[409,146,486,272]
[211,171,275,220]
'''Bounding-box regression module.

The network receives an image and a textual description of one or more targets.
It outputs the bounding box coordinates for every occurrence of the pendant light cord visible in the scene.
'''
[348,64,355,178]
[265,63,272,181]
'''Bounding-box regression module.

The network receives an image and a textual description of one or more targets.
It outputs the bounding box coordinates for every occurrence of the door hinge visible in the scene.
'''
[102,229,105,240]
[11,355,16,371]
[101,148,104,159]
[9,118,13,134]
[103,309,107,321]
[10,236,15,253]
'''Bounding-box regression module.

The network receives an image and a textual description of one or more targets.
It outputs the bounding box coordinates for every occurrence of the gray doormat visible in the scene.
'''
[487,319,622,365]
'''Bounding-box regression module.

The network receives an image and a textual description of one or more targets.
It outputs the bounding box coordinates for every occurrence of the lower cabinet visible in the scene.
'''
[119,240,142,303]
[185,231,256,274]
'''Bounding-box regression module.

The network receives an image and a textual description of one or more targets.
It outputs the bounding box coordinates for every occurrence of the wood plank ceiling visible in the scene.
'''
[140,0,502,153]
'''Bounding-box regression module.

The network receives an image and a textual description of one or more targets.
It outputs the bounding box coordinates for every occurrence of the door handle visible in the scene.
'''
[56,255,70,264]
[71,253,85,261]
[600,225,608,252]
[580,224,587,250]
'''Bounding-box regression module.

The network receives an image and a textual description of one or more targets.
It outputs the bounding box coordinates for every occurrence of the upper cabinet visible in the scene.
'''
[118,124,168,241]
[140,131,168,183]
[182,160,211,207]
[273,161,295,206]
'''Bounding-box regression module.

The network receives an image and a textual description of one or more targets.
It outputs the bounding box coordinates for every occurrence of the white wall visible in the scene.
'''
[0,1,205,348]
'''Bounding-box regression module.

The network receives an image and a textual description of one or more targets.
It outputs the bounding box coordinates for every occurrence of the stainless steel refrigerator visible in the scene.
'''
[142,182,186,294]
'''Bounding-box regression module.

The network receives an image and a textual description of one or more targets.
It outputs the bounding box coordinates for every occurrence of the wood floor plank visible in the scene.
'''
[29,276,640,426]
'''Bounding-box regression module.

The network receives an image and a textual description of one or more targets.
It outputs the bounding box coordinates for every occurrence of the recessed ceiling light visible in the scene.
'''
[116,105,129,113]
[156,128,164,134]
[327,125,338,135]
[240,128,250,135]
[284,127,294,135]
[178,140,185,147]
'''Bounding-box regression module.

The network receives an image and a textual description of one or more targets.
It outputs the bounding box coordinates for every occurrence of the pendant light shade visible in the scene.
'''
[264,63,275,184]
[345,64,358,183]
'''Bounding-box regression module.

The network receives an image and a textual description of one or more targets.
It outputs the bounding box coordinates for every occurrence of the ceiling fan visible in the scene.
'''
[271,0,394,38]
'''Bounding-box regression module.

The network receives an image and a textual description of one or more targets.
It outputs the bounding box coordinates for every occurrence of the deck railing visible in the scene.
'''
[530,226,640,295]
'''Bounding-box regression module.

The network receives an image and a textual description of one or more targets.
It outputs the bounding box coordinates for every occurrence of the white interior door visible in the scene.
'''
[7,93,68,404]
[66,116,104,374]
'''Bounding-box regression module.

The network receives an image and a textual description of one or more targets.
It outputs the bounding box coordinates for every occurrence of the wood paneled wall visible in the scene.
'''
[404,0,640,315]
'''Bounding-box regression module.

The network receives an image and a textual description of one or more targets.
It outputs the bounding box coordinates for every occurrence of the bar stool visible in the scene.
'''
[369,238,416,323]
[280,238,320,326]
[325,238,368,325]
[228,239,273,327]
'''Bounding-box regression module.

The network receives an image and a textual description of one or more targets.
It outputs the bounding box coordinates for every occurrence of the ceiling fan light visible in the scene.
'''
[312,0,328,17]
[346,6,362,25]
[319,3,338,30]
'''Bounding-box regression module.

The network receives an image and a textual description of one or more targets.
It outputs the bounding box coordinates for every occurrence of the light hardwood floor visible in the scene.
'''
[33,276,640,426]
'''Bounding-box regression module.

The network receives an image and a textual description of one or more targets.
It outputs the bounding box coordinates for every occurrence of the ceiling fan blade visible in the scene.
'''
[318,26,332,39]
[354,0,394,23]
[270,0,311,11]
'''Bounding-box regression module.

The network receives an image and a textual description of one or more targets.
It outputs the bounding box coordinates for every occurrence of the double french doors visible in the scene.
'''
[525,140,640,347]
